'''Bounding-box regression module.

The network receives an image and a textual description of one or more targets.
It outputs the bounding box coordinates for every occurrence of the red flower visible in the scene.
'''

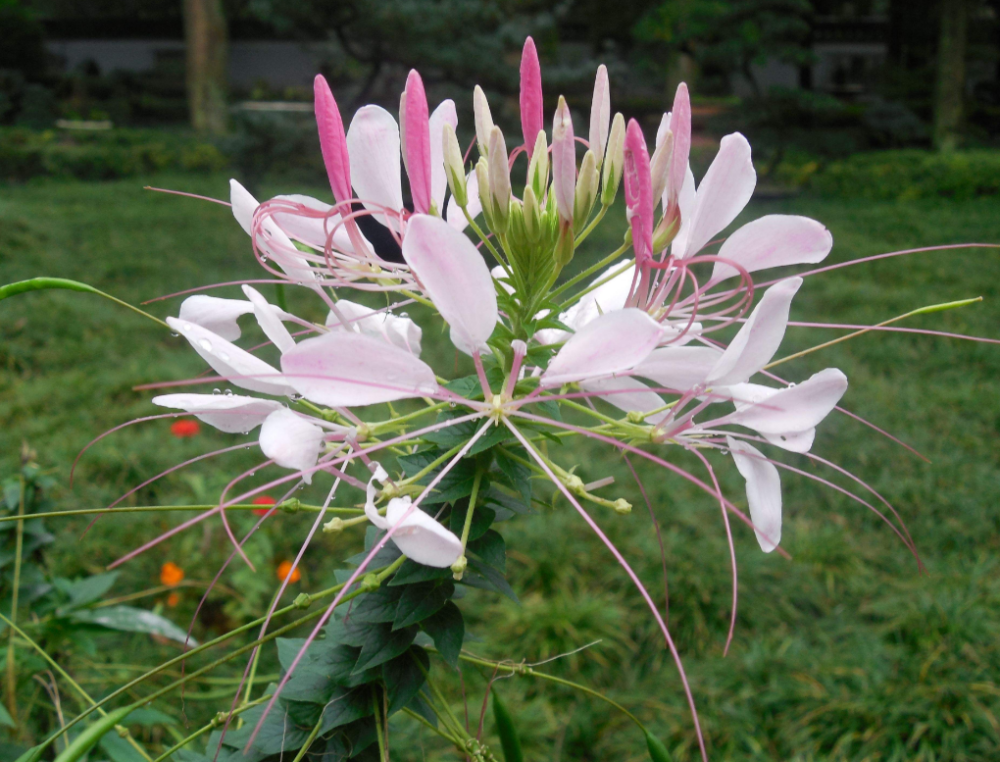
[170,419,201,438]
[252,495,277,516]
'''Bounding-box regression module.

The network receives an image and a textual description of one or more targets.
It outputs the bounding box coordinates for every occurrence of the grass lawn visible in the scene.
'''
[1,172,999,761]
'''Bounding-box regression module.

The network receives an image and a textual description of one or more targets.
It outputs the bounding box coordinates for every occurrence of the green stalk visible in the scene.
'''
[149,693,272,762]
[0,278,169,329]
[459,468,484,552]
[573,204,608,248]
[4,475,25,727]
[0,503,362,526]
[291,710,327,762]
[372,689,388,762]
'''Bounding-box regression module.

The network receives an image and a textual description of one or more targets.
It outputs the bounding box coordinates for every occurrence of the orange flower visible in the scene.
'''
[170,419,201,438]
[166,592,181,607]
[252,495,277,516]
[160,561,185,587]
[276,560,301,584]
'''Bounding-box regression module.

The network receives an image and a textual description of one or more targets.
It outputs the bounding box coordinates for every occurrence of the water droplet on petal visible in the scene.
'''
[199,339,213,351]
[212,388,221,395]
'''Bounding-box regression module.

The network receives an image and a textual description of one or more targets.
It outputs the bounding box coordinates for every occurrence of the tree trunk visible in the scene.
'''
[184,0,228,134]
[933,0,969,151]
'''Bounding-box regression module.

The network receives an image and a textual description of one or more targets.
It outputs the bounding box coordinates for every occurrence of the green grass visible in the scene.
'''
[1,172,999,761]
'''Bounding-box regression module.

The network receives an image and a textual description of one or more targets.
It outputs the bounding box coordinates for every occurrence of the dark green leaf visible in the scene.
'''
[319,686,374,734]
[222,702,307,757]
[123,707,177,726]
[349,585,404,624]
[0,703,14,729]
[352,623,418,673]
[69,606,196,645]
[464,558,519,603]
[645,729,673,762]
[405,693,438,728]
[493,449,533,507]
[388,559,452,587]
[468,530,506,573]
[449,504,495,542]
[535,399,562,420]
[483,487,532,520]
[421,601,464,668]
[393,581,454,630]
[383,646,429,715]
[58,571,119,612]
[492,689,525,762]
[100,731,147,762]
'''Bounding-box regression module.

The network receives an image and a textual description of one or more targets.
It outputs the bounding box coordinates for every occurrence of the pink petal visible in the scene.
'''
[385,497,463,567]
[712,215,833,282]
[401,215,498,355]
[580,376,669,424]
[404,70,433,214]
[707,277,802,386]
[230,180,315,283]
[429,99,459,213]
[635,346,724,391]
[166,317,294,396]
[152,393,284,434]
[326,300,422,356]
[178,295,253,342]
[725,368,848,438]
[280,330,438,407]
[727,437,782,553]
[589,64,611,161]
[678,132,756,259]
[242,285,295,354]
[666,83,691,207]
[346,106,404,223]
[668,165,696,253]
[542,308,663,386]
[540,261,636,344]
[313,75,352,204]
[259,409,325,484]
[624,119,653,264]
[446,170,482,231]
[520,37,544,155]
[552,98,576,222]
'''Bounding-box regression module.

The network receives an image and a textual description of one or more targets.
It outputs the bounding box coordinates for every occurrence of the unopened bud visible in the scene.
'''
[474,85,494,158]
[652,214,679,253]
[360,573,380,593]
[487,126,510,233]
[650,128,673,208]
[323,516,344,534]
[552,95,575,224]
[293,592,312,609]
[527,130,548,197]
[613,498,632,515]
[522,185,541,242]
[554,221,574,269]
[442,123,467,208]
[451,555,468,580]
[601,113,625,207]
[475,157,494,230]
[279,498,301,514]
[574,149,599,233]
[564,472,585,495]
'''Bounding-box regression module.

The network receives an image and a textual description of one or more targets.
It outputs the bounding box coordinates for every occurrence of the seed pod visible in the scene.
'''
[574,149,599,233]
[488,126,511,233]
[644,729,673,762]
[601,112,625,207]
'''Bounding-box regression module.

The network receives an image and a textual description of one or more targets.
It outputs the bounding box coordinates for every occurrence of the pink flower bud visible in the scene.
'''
[552,95,576,224]
[589,64,611,165]
[519,37,544,157]
[666,83,691,208]
[404,69,432,214]
[313,75,351,204]
[624,119,653,265]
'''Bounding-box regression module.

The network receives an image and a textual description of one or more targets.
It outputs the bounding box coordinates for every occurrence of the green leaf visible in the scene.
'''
[69,605,196,646]
[349,584,404,624]
[393,581,454,630]
[420,601,464,668]
[493,449,533,507]
[468,530,506,573]
[383,647,429,715]
[99,732,147,762]
[51,705,131,762]
[645,730,673,762]
[13,745,45,762]
[123,708,177,726]
[351,623,418,674]
[388,559,452,587]
[0,702,14,729]
[464,558,519,603]
[491,689,524,762]
[58,571,119,612]
[319,687,374,734]
[449,504,495,542]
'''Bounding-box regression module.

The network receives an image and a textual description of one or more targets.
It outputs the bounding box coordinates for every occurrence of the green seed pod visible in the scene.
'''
[574,149,599,234]
[443,123,468,209]
[491,689,524,762]
[527,130,549,198]
[53,706,132,762]
[644,730,673,762]
[602,112,625,207]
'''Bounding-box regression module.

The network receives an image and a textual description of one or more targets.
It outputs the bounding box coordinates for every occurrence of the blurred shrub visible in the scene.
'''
[221,110,323,195]
[0,128,228,181]
[777,149,1000,200]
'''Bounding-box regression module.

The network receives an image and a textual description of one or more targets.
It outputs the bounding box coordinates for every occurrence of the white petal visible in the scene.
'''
[152,393,283,433]
[707,277,802,386]
[272,194,369,254]
[446,170,482,231]
[280,330,438,407]
[402,214,498,355]
[166,317,294,396]
[229,180,315,283]
[327,300,422,356]
[543,261,637,344]
[178,295,254,342]
[725,368,848,438]
[635,345,723,392]
[385,496,463,567]
[365,464,390,529]
[241,285,295,354]
[580,376,669,424]
[678,133,755,258]
[542,308,663,386]
[347,105,404,224]
[713,215,832,282]
[429,99,458,213]
[727,436,782,552]
[669,164,696,255]
[259,409,325,484]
